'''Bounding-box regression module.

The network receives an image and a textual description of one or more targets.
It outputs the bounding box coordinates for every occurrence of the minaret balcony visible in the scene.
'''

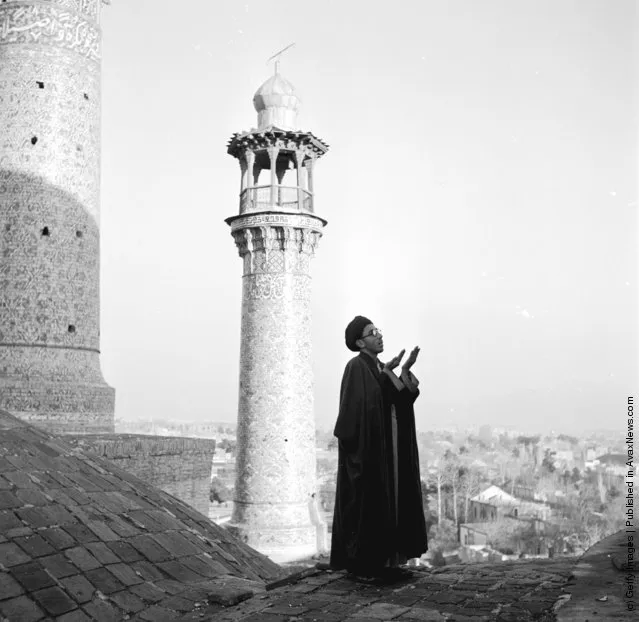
[240,185,313,214]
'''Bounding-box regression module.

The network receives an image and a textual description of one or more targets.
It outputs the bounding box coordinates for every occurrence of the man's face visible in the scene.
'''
[357,323,384,354]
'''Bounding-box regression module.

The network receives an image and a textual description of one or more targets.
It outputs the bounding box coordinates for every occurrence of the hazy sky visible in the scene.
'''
[99,0,637,435]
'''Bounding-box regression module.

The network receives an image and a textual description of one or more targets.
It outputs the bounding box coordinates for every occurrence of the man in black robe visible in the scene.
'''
[330,316,428,578]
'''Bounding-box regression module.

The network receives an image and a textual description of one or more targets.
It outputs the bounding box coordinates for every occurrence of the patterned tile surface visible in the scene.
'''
[227,220,324,560]
[0,0,114,433]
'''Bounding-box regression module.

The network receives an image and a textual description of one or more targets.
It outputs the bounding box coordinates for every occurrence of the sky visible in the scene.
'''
[99,0,637,435]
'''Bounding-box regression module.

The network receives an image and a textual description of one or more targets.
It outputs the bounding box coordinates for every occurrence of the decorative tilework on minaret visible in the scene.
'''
[0,0,115,434]
[225,71,329,561]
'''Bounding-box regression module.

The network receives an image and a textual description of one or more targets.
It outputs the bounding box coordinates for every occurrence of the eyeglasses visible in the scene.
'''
[361,328,382,339]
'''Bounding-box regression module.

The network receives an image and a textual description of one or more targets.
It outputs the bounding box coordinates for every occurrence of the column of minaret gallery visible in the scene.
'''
[225,71,329,561]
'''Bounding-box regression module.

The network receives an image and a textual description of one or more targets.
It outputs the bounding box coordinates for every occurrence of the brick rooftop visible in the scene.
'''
[208,528,634,621]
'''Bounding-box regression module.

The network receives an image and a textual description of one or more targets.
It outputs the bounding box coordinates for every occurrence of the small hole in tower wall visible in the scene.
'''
[31,136,38,145]
[68,325,76,334]
[5,224,10,232]
[41,226,49,236]
[76,230,83,238]
[83,93,89,100]
[36,81,44,89]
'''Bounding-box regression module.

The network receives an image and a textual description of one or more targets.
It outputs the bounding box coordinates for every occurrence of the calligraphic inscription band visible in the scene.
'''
[0,3,102,61]
[226,211,327,232]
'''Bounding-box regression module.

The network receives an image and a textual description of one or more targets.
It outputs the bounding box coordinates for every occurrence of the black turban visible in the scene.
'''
[345,315,372,352]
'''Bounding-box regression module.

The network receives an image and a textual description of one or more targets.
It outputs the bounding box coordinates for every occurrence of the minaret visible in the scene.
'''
[226,70,329,561]
[0,0,115,434]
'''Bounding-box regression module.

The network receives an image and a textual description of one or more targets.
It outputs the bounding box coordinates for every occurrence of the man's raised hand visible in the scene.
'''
[402,346,420,371]
[384,349,406,371]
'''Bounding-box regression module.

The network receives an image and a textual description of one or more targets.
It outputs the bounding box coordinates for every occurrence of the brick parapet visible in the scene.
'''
[68,434,216,458]
[66,434,216,517]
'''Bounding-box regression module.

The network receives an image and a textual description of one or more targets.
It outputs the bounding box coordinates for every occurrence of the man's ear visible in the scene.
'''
[355,338,364,350]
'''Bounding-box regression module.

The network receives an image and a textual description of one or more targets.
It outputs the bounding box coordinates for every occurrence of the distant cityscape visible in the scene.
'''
[115,418,628,565]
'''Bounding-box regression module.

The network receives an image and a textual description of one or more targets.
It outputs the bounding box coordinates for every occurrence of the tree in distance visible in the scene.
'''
[210,477,231,505]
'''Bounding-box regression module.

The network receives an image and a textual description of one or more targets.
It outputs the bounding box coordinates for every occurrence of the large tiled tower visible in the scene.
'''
[0,0,115,434]
[226,71,329,561]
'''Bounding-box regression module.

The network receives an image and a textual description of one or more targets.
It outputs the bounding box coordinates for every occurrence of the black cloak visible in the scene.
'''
[330,352,427,573]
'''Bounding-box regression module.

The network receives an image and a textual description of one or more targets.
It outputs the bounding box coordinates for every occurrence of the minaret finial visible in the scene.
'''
[267,42,296,75]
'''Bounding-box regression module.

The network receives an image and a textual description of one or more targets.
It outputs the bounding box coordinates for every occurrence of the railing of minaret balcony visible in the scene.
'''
[239,185,313,213]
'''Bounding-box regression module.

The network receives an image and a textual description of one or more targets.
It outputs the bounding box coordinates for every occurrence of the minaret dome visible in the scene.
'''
[253,72,300,130]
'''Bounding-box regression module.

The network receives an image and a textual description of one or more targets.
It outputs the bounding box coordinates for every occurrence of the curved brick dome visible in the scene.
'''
[0,409,281,621]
